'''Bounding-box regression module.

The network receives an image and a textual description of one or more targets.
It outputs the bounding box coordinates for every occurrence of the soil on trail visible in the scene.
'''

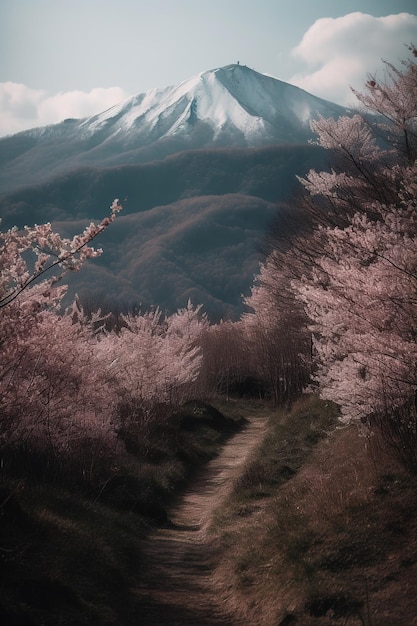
[133,415,268,625]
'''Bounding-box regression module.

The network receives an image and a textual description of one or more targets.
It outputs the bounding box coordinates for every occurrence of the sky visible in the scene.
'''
[0,0,416,137]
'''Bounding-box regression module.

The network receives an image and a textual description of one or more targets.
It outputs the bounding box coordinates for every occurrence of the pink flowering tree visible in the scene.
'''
[1,198,122,310]
[292,48,417,470]
[0,200,122,468]
[95,301,207,413]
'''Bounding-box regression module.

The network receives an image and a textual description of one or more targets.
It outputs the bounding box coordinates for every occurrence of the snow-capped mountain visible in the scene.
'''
[81,63,346,145]
[0,64,348,192]
[0,64,348,318]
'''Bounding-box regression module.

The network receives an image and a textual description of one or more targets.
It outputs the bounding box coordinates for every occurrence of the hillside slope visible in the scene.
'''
[0,64,341,317]
[0,144,325,318]
[0,64,346,193]
[210,397,417,625]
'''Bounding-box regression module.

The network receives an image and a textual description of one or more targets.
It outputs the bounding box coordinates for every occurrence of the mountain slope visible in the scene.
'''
[81,63,346,147]
[0,64,348,193]
[0,144,325,319]
[0,65,346,318]
[0,144,324,229]
[58,193,280,320]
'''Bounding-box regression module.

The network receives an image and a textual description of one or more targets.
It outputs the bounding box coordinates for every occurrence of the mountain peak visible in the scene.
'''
[0,64,349,193]
[80,63,347,148]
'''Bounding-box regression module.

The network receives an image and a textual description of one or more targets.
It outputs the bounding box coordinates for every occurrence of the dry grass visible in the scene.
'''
[0,400,242,625]
[209,396,417,625]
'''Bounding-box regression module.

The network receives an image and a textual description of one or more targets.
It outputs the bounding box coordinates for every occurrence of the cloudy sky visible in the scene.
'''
[1,0,416,137]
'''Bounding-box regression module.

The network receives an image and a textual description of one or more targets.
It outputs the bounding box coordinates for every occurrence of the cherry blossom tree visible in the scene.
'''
[296,165,417,419]
[0,200,122,466]
[2,307,117,452]
[95,301,207,420]
[292,47,417,470]
[1,198,122,310]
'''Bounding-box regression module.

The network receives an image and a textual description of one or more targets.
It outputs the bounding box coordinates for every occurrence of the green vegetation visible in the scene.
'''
[0,401,242,625]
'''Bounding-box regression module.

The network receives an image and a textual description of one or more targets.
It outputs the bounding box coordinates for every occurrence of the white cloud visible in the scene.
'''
[0,83,130,137]
[290,12,417,106]
[0,82,45,136]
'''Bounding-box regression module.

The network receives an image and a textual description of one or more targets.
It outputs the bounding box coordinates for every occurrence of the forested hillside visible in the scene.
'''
[0,144,324,228]
[0,144,325,318]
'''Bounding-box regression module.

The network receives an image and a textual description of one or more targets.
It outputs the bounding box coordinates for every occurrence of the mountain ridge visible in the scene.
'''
[0,64,346,318]
[0,64,348,193]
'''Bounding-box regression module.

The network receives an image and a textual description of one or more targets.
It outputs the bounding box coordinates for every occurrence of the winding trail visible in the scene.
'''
[133,414,269,625]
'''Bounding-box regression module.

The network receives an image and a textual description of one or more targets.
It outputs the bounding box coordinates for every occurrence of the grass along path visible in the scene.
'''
[132,411,269,625]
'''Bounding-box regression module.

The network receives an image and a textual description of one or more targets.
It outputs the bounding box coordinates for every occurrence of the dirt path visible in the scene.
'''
[133,415,268,625]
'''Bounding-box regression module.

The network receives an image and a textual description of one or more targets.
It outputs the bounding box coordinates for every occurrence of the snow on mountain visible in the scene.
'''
[0,63,349,194]
[0,64,347,317]
[79,63,347,146]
